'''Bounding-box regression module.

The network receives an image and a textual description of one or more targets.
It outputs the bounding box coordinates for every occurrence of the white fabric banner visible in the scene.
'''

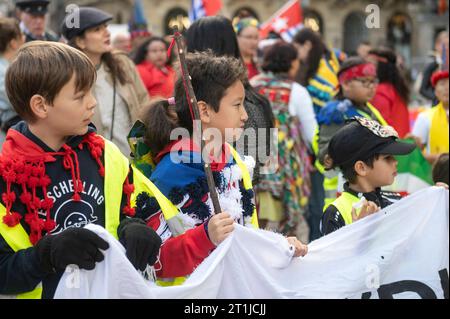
[55,187,449,299]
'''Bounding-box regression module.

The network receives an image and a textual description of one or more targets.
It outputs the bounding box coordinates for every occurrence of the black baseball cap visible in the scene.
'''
[16,0,49,15]
[61,7,113,41]
[328,117,416,168]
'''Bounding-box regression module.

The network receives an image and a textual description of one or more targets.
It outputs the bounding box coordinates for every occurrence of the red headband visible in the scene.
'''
[339,63,377,83]
[431,70,449,87]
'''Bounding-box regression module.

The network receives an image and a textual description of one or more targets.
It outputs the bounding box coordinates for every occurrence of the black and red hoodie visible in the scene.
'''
[0,122,131,299]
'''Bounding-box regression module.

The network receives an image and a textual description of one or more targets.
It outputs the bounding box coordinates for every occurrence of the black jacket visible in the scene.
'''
[0,122,129,298]
[238,85,275,186]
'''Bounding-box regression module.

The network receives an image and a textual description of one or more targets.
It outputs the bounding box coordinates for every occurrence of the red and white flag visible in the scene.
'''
[189,0,222,21]
[260,0,303,42]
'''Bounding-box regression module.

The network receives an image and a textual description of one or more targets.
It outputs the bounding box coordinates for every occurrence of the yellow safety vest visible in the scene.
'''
[425,103,449,155]
[312,103,387,208]
[0,139,177,298]
[156,143,259,287]
[325,192,361,226]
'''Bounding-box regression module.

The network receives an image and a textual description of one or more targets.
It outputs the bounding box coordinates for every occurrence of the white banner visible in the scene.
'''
[55,187,449,299]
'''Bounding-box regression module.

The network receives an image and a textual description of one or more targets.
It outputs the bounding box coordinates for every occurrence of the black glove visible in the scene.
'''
[118,218,162,271]
[35,227,110,273]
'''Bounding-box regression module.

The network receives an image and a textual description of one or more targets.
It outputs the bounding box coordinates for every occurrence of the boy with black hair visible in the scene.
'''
[320,117,416,236]
[0,41,163,299]
[135,51,308,286]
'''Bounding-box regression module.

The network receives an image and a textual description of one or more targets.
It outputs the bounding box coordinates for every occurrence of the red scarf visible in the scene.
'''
[0,129,108,245]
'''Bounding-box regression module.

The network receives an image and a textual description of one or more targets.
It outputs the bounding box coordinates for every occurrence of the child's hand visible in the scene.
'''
[207,212,235,246]
[352,200,380,222]
[436,182,449,189]
[404,133,423,148]
[35,228,110,273]
[286,237,308,257]
[119,220,162,271]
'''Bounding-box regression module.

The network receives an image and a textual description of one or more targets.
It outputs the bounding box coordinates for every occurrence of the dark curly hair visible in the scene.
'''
[142,51,247,157]
[261,41,298,74]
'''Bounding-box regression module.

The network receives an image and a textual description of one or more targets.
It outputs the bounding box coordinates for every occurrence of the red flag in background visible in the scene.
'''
[190,0,222,21]
[259,0,303,42]
[204,0,222,16]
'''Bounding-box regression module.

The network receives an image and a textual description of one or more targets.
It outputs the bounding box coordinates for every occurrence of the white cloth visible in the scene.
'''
[412,111,432,154]
[288,82,317,148]
[55,187,449,299]
[94,63,131,156]
[54,223,158,299]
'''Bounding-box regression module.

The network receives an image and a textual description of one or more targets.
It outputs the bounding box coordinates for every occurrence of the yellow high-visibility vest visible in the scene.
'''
[0,138,177,298]
[156,143,259,286]
[325,192,361,226]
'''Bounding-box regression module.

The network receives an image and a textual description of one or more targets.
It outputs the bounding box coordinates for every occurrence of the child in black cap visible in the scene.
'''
[320,117,416,236]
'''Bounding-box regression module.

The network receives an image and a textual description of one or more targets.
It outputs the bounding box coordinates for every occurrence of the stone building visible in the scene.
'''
[2,0,448,67]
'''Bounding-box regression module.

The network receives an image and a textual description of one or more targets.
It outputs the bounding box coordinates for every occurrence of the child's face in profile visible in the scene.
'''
[358,154,398,188]
[44,74,97,138]
[205,80,247,143]
[342,76,378,105]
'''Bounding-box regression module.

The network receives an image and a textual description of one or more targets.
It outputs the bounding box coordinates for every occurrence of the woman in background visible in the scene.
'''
[368,48,410,138]
[133,37,175,99]
[251,41,315,239]
[233,17,261,80]
[292,27,341,241]
[62,7,150,156]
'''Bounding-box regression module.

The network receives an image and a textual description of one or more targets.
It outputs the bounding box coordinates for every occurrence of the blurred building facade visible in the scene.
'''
[1,0,448,67]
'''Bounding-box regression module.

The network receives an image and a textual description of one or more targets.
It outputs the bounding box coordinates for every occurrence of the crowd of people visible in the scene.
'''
[0,0,448,299]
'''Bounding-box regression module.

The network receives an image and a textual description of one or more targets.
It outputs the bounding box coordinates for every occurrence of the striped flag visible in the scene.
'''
[259,0,303,42]
[189,0,222,22]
